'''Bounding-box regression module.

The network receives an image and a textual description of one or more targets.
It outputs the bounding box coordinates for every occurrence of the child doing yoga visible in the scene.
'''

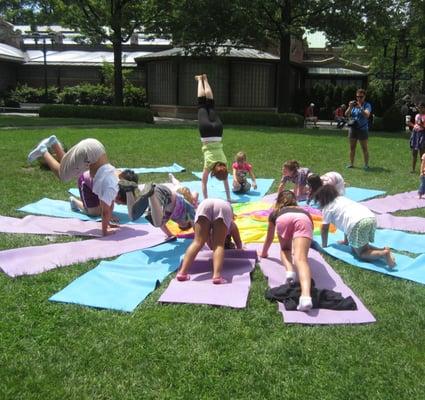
[28,135,121,236]
[314,185,396,268]
[232,151,257,193]
[306,171,345,204]
[196,74,232,202]
[259,190,314,312]
[278,160,311,200]
[176,198,243,284]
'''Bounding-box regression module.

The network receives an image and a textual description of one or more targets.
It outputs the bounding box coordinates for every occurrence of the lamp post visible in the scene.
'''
[24,32,55,102]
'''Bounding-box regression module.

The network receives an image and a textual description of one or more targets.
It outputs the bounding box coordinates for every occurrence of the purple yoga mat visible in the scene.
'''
[376,213,425,233]
[246,243,376,325]
[361,191,425,214]
[0,224,167,277]
[159,249,257,308]
[0,215,103,237]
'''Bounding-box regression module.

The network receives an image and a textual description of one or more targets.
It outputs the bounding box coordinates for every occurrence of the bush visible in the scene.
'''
[10,84,58,103]
[39,104,154,123]
[220,111,304,127]
[57,84,113,106]
[382,104,404,132]
[370,115,384,131]
[123,84,147,107]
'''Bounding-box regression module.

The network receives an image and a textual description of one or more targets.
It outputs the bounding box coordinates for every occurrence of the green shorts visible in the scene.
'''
[348,217,376,249]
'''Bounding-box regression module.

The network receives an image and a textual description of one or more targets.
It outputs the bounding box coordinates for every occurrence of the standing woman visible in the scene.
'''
[345,88,372,170]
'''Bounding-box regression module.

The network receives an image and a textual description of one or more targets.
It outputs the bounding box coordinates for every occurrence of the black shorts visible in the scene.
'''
[198,97,223,139]
[348,128,368,141]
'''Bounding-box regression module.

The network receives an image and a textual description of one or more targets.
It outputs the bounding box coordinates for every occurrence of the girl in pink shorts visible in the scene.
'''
[260,190,314,311]
[177,198,242,284]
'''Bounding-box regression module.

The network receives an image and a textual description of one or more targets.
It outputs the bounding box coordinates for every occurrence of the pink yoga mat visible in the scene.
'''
[0,224,167,277]
[376,213,425,233]
[159,249,257,308]
[247,243,376,325]
[0,215,103,237]
[361,191,425,214]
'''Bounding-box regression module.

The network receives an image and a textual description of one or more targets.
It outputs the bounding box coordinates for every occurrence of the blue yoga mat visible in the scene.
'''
[344,187,386,202]
[316,228,424,255]
[49,239,191,312]
[118,163,185,174]
[189,172,274,202]
[318,243,424,285]
[18,197,146,225]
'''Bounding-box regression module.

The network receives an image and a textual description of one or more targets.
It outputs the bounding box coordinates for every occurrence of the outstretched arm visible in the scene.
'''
[101,201,117,236]
[202,168,209,199]
[229,221,243,249]
[260,221,275,258]
[223,178,232,202]
[249,170,257,189]
[321,224,330,247]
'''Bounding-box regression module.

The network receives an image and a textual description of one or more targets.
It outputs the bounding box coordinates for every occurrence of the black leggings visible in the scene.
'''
[198,97,223,139]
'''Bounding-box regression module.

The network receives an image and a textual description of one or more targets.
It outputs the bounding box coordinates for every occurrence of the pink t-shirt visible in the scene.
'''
[414,113,425,131]
[232,162,252,173]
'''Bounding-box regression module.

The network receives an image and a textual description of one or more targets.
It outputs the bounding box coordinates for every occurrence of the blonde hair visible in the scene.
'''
[235,151,246,163]
[177,187,195,205]
[274,190,297,211]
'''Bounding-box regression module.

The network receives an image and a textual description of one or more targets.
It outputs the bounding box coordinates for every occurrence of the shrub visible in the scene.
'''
[220,111,304,127]
[10,84,58,103]
[57,84,113,106]
[370,115,384,131]
[39,104,154,123]
[382,104,404,132]
[123,84,147,107]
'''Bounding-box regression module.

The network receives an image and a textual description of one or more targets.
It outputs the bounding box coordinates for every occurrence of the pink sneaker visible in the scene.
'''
[176,273,190,282]
[212,276,227,285]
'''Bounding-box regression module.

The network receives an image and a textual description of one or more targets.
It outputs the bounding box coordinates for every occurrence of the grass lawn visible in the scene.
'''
[0,116,424,399]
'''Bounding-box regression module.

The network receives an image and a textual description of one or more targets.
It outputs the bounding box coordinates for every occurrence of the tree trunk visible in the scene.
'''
[113,38,124,106]
[277,0,292,113]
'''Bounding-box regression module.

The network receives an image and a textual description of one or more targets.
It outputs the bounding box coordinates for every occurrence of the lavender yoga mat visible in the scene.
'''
[376,214,425,233]
[159,249,257,308]
[247,243,376,325]
[361,191,425,214]
[0,223,167,277]
[0,215,103,237]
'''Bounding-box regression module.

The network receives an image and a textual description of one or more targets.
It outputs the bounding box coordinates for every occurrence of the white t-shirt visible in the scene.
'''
[322,196,375,236]
[92,163,118,206]
[321,172,345,195]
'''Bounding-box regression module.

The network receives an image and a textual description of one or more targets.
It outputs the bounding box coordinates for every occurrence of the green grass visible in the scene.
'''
[0,119,424,399]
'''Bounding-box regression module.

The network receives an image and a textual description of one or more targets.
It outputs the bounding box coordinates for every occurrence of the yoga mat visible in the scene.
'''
[189,172,274,202]
[0,215,103,237]
[0,223,168,277]
[318,228,425,255]
[361,191,425,214]
[18,197,144,225]
[247,243,376,325]
[49,239,191,312]
[262,187,386,204]
[159,249,257,308]
[118,163,185,174]
[376,214,425,233]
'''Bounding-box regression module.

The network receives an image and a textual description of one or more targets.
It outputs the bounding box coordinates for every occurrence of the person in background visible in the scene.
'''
[305,103,318,128]
[406,100,425,173]
[232,151,257,193]
[334,104,347,128]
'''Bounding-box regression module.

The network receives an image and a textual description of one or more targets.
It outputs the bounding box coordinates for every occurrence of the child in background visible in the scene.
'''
[419,153,425,199]
[176,198,243,284]
[278,160,311,200]
[196,74,232,202]
[232,151,257,193]
[408,101,425,173]
[306,171,345,204]
[314,185,396,268]
[259,190,314,312]
[28,135,119,236]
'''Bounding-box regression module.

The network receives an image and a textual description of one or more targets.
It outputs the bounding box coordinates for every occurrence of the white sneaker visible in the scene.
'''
[46,134,59,148]
[27,141,48,162]
[297,296,313,312]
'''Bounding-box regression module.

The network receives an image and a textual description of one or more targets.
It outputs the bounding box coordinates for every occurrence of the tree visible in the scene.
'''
[146,0,364,112]
[56,1,148,106]
[0,1,58,25]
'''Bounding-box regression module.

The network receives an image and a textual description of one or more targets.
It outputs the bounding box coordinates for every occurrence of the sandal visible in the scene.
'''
[212,276,227,285]
[176,273,190,281]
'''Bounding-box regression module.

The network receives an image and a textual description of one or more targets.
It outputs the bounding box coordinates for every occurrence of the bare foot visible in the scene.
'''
[194,75,203,81]
[384,247,396,268]
[202,73,208,81]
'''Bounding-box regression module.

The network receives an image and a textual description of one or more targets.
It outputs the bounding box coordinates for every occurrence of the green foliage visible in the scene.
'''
[57,84,113,106]
[123,84,147,107]
[220,111,304,127]
[38,104,154,123]
[370,115,384,131]
[9,84,58,104]
[342,85,357,105]
[382,104,404,132]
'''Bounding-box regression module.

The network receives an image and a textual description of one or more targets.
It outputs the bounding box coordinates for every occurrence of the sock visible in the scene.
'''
[297,296,313,312]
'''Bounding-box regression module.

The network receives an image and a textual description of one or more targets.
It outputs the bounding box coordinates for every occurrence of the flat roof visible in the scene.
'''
[0,43,25,63]
[308,67,366,76]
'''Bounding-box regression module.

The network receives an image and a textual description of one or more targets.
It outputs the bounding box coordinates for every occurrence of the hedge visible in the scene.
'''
[39,104,154,123]
[220,111,304,127]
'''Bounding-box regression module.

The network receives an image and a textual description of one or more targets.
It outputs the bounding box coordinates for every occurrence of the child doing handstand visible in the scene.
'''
[259,190,314,312]
[232,151,257,193]
[278,160,312,200]
[28,135,119,236]
[176,198,243,284]
[314,185,396,268]
[196,74,232,202]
